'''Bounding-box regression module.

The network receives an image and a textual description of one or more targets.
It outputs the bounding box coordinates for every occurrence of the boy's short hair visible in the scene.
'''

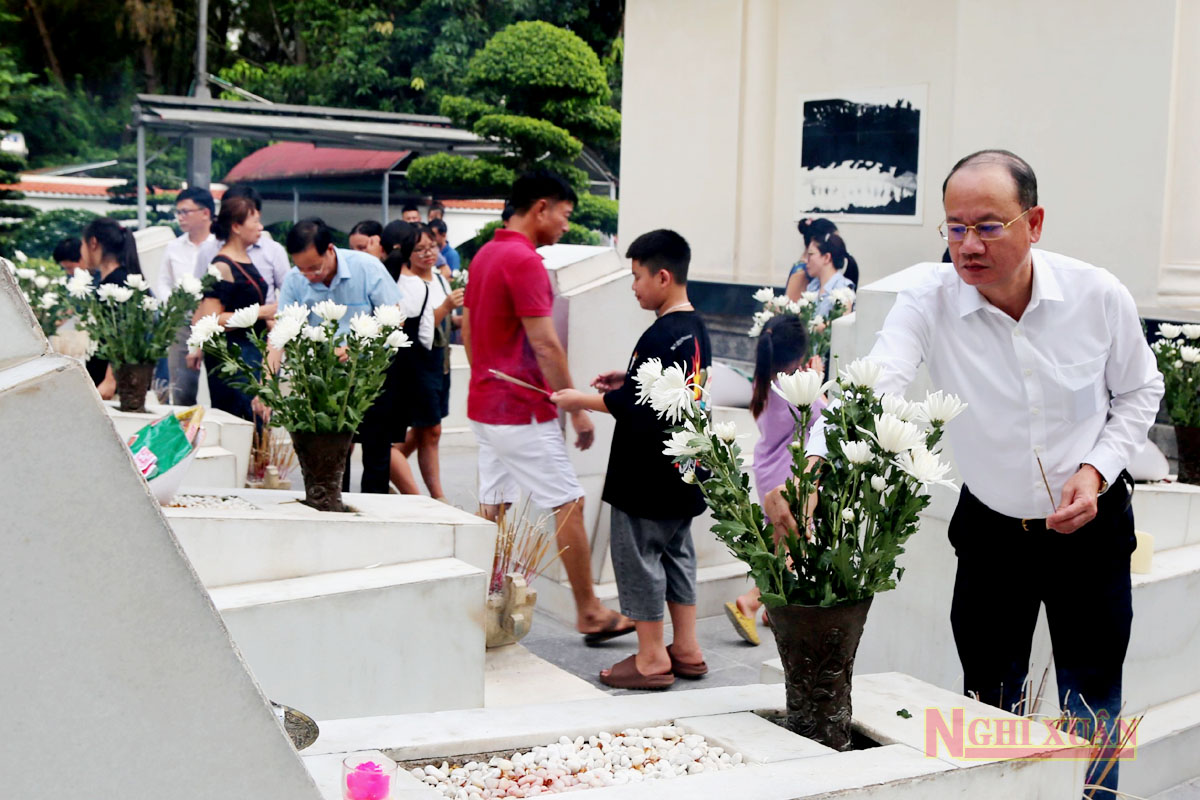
[625,229,691,285]
[509,171,578,214]
[401,203,420,214]
[428,218,448,236]
[53,236,82,263]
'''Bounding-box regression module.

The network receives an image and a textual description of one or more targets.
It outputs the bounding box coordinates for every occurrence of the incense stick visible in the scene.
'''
[1035,452,1056,508]
[488,368,552,396]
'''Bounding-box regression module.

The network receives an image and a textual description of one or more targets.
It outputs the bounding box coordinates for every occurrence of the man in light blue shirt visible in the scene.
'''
[277,221,402,331]
[276,217,404,494]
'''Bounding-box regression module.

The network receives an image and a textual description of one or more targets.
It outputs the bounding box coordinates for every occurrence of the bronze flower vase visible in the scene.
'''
[767,596,874,751]
[1175,425,1200,485]
[289,431,353,512]
[114,362,156,413]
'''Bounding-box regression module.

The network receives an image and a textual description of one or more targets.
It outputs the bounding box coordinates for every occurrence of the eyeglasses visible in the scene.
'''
[175,207,203,218]
[939,208,1032,242]
[413,246,439,256]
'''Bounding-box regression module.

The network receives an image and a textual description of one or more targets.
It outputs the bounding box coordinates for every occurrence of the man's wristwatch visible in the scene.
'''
[1084,463,1109,494]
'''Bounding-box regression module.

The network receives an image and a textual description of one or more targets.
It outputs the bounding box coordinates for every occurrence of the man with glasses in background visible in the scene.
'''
[156,186,215,405]
[767,149,1162,795]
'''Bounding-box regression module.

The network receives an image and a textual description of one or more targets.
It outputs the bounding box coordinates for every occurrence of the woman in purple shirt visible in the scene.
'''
[725,316,825,645]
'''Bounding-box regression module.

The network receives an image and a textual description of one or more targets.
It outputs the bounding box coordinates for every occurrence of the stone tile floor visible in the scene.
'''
[521,607,777,696]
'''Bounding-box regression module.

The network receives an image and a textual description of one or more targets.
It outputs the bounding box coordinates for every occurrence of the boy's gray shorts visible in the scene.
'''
[609,506,697,622]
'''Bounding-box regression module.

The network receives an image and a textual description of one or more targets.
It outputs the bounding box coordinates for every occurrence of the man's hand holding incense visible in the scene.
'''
[1046,464,1103,534]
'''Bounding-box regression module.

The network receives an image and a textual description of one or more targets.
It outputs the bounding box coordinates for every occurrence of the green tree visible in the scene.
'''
[406,21,619,231]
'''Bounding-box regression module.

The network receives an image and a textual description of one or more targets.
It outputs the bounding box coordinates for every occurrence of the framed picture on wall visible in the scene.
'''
[794,84,928,224]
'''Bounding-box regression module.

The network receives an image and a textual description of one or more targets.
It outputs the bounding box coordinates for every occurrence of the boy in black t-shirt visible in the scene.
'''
[551,230,711,690]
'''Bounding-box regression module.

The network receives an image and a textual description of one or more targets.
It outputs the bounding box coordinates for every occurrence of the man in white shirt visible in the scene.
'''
[769,150,1162,794]
[159,187,215,405]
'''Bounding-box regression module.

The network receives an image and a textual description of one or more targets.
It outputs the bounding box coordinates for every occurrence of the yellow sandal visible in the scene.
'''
[724,601,760,646]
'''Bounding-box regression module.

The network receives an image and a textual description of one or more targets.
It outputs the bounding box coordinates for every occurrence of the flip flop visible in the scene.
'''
[600,654,675,690]
[582,614,636,646]
[724,601,760,646]
[666,644,708,679]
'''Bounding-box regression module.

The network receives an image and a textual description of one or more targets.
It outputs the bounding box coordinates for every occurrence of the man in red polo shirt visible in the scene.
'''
[463,171,633,643]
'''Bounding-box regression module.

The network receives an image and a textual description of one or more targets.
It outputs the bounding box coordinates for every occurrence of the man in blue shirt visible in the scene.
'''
[429,218,461,274]
[275,217,404,493]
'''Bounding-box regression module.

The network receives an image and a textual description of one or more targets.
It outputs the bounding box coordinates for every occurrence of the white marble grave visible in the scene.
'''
[164,488,496,720]
[300,674,1087,800]
[0,261,323,798]
[106,400,255,488]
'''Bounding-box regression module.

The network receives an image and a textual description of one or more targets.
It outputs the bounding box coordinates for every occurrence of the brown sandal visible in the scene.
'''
[600,654,675,690]
[666,644,708,679]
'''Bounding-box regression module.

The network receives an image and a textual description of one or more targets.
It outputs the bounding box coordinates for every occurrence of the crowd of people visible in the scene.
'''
[55,152,1159,793]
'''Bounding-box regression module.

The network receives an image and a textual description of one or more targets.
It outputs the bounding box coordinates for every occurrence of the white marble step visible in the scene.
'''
[1131,482,1200,552]
[209,558,487,721]
[1117,689,1200,797]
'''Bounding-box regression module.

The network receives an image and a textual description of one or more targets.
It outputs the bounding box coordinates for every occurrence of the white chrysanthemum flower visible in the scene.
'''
[385,329,411,349]
[634,357,664,404]
[768,295,791,311]
[839,358,886,390]
[662,428,707,458]
[1159,323,1183,339]
[802,291,818,304]
[713,420,738,443]
[33,274,50,289]
[1184,324,1200,340]
[1181,345,1200,364]
[895,446,954,491]
[1152,339,1169,352]
[681,468,697,485]
[66,270,94,298]
[830,287,856,308]
[313,300,348,322]
[870,474,887,493]
[753,286,775,304]
[15,267,35,280]
[207,264,223,280]
[841,440,874,465]
[14,249,27,262]
[841,508,855,522]
[748,308,774,337]
[868,413,926,453]
[39,292,59,310]
[792,293,811,309]
[109,286,134,303]
[187,313,224,352]
[748,320,764,337]
[96,283,117,301]
[267,316,303,349]
[649,364,697,425]
[177,274,203,298]
[773,369,832,408]
[808,315,825,331]
[277,303,311,323]
[140,296,159,312]
[349,312,382,340]
[124,274,150,292]
[1176,360,1184,369]
[880,393,919,421]
[919,389,968,425]
[301,325,328,343]
[224,304,260,329]
[373,304,404,328]
[786,301,802,315]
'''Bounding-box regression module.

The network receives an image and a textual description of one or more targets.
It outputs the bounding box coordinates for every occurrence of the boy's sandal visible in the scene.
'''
[666,644,708,679]
[600,654,675,690]
[582,614,637,646]
[724,601,761,646]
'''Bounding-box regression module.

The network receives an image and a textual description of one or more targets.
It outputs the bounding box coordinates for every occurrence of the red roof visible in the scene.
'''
[442,199,505,210]
[1,180,116,196]
[224,142,409,183]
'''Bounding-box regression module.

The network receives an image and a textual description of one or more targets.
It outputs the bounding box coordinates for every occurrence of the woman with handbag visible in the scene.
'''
[389,224,464,499]
[187,194,275,422]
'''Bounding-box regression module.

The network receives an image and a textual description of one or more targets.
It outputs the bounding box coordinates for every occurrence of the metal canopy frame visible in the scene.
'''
[132,94,498,228]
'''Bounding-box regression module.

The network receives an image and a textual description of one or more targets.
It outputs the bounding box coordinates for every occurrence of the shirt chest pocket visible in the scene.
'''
[1054,354,1109,421]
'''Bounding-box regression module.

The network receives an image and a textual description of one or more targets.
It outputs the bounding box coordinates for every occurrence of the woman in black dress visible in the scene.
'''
[81,217,142,400]
[187,194,274,422]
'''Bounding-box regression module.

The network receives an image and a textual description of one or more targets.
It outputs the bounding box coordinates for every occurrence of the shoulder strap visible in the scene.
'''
[214,255,266,304]
[418,281,430,318]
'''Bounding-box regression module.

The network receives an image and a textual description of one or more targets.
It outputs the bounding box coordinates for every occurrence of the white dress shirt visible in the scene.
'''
[810,249,1163,519]
[156,232,214,300]
[397,272,450,350]
[193,230,291,303]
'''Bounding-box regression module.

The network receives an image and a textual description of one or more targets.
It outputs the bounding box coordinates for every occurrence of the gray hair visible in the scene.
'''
[942,149,1038,210]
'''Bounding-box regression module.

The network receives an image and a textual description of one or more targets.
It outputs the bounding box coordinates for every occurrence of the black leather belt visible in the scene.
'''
[964,471,1133,533]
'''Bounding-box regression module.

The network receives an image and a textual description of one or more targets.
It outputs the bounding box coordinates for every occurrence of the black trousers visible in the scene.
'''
[948,477,1135,792]
[342,439,394,494]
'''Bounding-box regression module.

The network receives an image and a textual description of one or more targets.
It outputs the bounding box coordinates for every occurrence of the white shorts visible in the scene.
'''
[471,419,585,509]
